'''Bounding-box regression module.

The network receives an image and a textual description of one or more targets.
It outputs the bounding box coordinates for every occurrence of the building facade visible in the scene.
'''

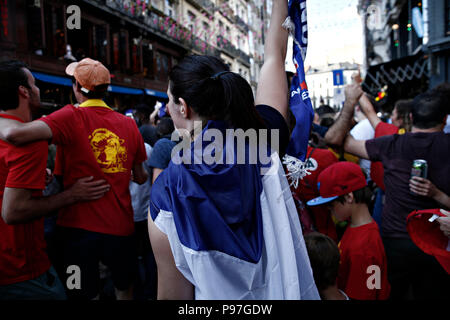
[306,62,361,109]
[357,0,433,108]
[426,0,450,88]
[0,0,266,110]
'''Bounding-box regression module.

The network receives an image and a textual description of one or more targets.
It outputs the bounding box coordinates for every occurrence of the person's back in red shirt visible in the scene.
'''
[40,100,147,236]
[337,221,390,300]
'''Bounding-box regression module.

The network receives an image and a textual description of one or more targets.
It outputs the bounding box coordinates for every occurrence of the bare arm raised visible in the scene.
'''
[359,93,381,130]
[324,83,362,146]
[255,0,289,122]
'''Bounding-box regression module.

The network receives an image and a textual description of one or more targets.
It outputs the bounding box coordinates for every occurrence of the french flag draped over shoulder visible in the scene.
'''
[283,0,314,188]
[149,119,320,300]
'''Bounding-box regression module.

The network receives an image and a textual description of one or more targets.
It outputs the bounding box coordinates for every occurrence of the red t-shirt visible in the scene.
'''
[294,146,339,241]
[337,221,390,300]
[0,114,51,285]
[370,122,399,191]
[40,100,147,236]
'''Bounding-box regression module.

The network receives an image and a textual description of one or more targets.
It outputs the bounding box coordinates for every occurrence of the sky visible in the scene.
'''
[302,0,364,68]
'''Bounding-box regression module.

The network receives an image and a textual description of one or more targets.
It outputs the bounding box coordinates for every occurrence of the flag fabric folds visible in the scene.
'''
[285,0,314,162]
[150,120,320,299]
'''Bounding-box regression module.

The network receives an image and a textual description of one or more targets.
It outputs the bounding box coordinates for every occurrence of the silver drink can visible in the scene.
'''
[411,159,428,179]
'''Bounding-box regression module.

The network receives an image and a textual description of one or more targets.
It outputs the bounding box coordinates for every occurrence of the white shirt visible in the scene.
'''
[350,119,375,178]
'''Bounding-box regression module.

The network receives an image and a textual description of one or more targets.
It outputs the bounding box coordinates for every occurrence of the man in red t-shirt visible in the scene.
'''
[307,162,390,300]
[0,58,148,300]
[0,60,110,300]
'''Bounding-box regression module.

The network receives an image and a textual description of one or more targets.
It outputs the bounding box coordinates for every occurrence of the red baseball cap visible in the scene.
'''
[307,162,367,206]
[407,209,450,274]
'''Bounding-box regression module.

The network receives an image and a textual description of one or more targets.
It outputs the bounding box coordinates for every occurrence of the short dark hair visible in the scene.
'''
[320,116,335,128]
[430,82,450,113]
[77,82,109,100]
[135,103,153,118]
[411,91,447,129]
[156,117,175,138]
[0,60,30,111]
[335,185,373,206]
[316,105,335,116]
[304,232,340,292]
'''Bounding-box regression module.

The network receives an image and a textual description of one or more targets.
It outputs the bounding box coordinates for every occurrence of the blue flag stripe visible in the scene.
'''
[286,0,314,162]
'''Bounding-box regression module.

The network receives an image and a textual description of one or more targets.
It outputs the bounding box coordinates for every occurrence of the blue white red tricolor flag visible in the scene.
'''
[283,0,314,188]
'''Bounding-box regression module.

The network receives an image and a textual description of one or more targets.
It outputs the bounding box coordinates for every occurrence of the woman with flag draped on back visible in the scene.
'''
[147,0,320,300]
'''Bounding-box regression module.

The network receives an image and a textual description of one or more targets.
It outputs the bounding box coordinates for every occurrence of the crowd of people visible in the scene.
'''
[0,0,449,300]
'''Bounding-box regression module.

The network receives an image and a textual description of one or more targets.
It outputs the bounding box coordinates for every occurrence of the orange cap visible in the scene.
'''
[65,58,111,93]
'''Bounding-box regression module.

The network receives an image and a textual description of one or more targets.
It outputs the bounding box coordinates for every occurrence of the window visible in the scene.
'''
[93,24,108,64]
[446,0,450,35]
[203,22,210,42]
[109,29,130,73]
[119,30,130,72]
[188,11,196,34]
[142,42,154,79]
[165,0,176,19]
[26,0,44,55]
[130,37,142,74]
[43,3,65,58]
[155,50,170,82]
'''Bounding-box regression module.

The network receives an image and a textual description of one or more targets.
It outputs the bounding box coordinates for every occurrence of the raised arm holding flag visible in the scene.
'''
[282,0,315,188]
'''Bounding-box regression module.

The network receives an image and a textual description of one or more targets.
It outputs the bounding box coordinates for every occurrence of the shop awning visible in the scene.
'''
[33,71,159,97]
[32,72,72,87]
[108,85,144,95]
[145,89,168,99]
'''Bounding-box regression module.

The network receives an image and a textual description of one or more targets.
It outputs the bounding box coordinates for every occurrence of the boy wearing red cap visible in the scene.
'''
[308,161,390,300]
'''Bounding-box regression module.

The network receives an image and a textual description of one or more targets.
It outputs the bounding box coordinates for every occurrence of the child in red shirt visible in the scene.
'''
[307,162,390,300]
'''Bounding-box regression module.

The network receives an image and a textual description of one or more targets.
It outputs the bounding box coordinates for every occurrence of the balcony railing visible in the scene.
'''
[238,49,251,66]
[217,0,235,23]
[235,16,249,33]
[189,0,215,16]
[216,35,240,57]
[102,1,250,61]
[103,0,219,55]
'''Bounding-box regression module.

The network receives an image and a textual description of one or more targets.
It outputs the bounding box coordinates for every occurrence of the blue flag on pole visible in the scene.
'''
[283,0,314,187]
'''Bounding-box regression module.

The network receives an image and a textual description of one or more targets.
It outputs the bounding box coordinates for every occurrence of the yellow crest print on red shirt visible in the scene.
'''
[89,128,127,173]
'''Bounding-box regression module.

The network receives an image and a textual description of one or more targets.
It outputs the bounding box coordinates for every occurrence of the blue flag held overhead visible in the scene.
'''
[282,0,314,188]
